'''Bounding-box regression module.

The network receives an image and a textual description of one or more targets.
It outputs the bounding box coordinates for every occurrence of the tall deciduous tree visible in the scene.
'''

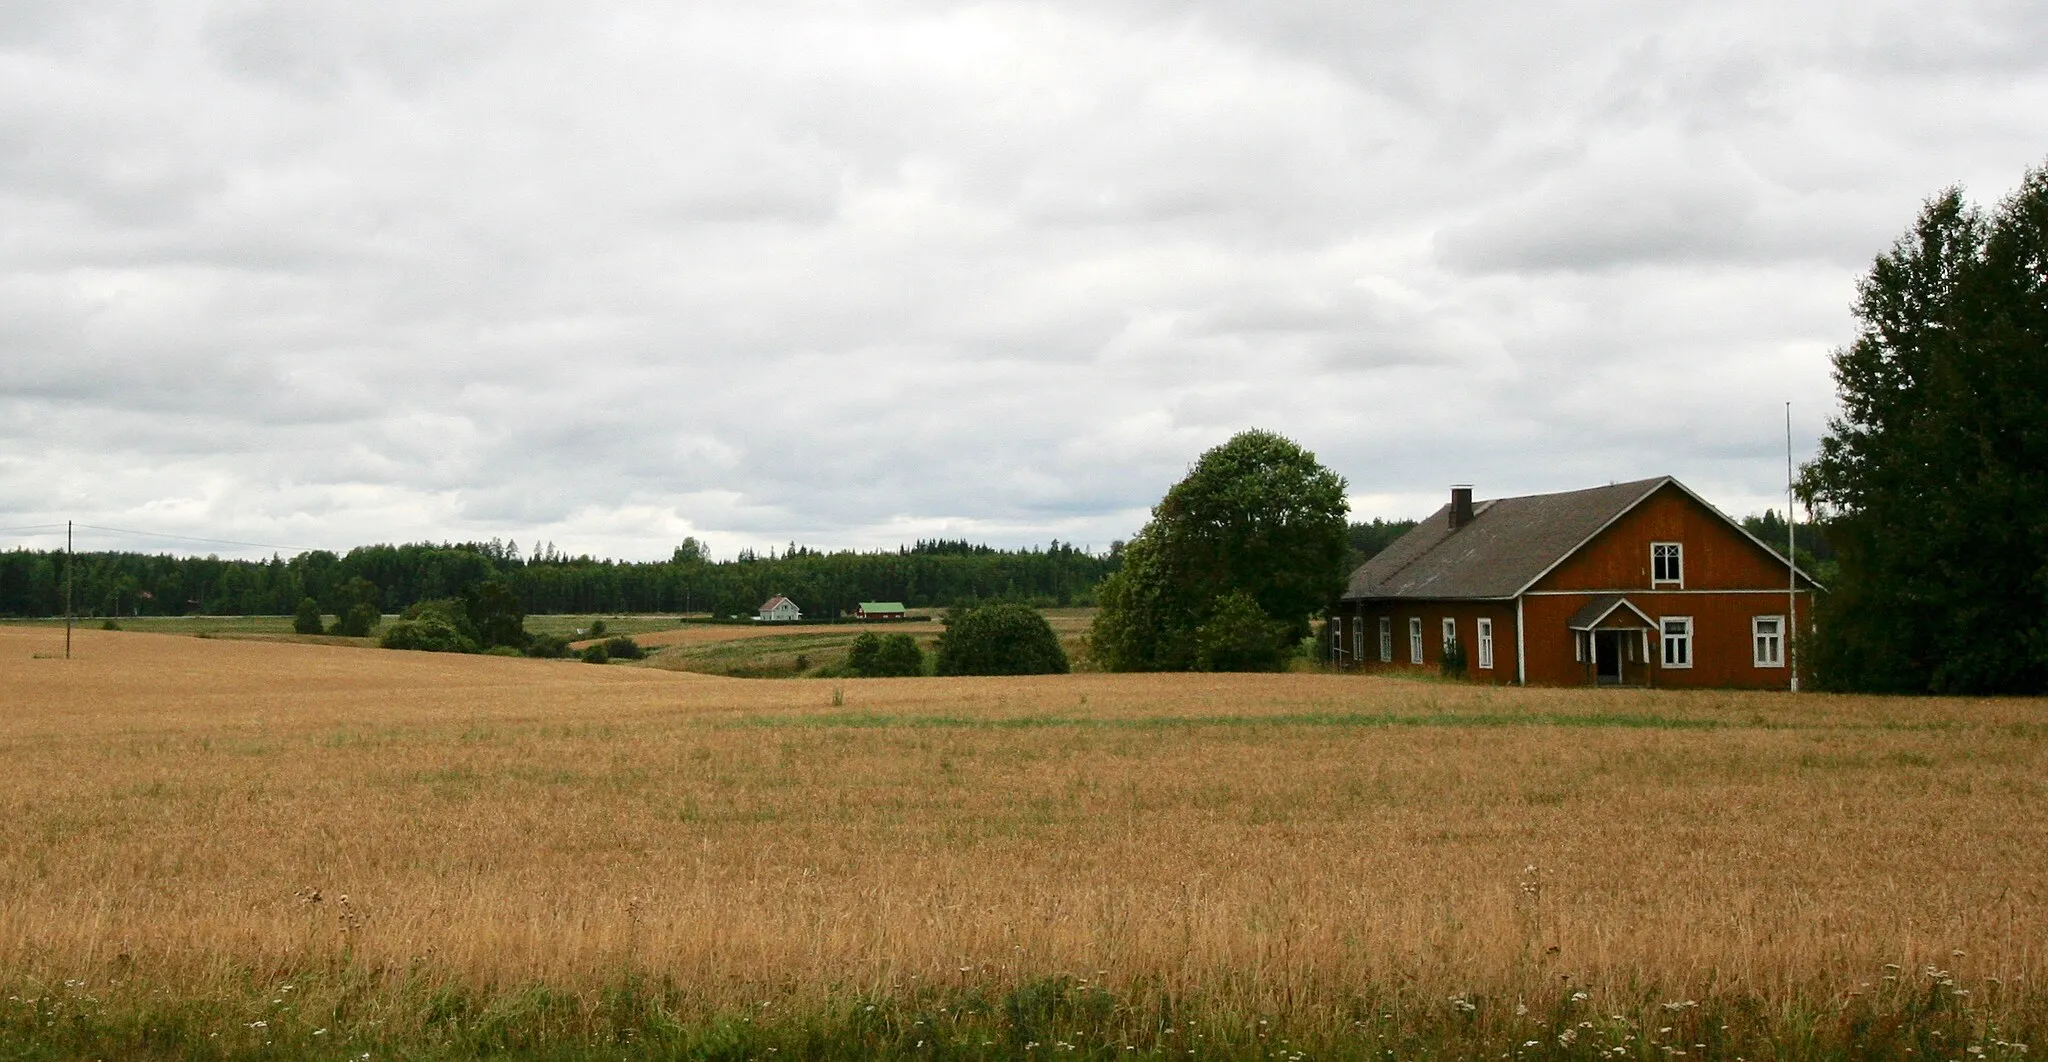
[1090,430,1349,671]
[1800,162,2048,694]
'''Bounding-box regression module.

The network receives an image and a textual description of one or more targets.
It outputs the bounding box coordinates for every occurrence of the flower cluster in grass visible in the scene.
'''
[0,966,2038,1061]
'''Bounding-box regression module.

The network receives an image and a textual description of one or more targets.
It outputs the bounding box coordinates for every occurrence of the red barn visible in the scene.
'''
[1336,477,1820,689]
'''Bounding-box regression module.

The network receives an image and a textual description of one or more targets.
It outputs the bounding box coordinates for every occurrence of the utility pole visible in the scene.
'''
[65,520,73,660]
[1786,404,1798,692]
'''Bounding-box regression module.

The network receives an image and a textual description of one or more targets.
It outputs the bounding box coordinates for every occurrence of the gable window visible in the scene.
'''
[1409,617,1424,664]
[1378,617,1393,662]
[1661,616,1693,668]
[1477,617,1495,669]
[1652,542,1684,586]
[1753,615,1784,667]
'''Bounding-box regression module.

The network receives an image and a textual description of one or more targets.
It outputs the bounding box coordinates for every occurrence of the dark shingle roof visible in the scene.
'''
[1343,477,1670,601]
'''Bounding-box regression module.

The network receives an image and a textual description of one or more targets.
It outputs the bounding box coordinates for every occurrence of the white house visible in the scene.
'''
[756,595,802,623]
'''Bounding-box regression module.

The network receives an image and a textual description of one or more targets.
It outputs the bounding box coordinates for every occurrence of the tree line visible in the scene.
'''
[1798,158,2048,694]
[0,537,1117,619]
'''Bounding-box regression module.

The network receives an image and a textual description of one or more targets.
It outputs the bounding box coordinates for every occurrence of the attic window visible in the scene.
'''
[1652,542,1684,586]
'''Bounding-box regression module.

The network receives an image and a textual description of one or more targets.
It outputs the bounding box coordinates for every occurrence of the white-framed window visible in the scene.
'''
[1441,617,1457,654]
[1652,542,1684,586]
[1331,619,1344,659]
[1477,617,1495,669]
[1378,617,1393,662]
[1753,615,1784,667]
[1352,615,1363,663]
[1661,616,1693,668]
[1409,617,1424,664]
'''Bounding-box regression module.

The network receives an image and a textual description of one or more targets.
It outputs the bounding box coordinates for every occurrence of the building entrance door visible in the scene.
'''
[1594,630,1623,685]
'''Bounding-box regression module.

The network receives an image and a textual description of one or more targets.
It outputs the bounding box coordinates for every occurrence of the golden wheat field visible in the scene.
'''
[2,622,2045,1056]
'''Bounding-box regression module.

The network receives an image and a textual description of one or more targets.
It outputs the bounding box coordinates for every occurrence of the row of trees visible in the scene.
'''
[0,538,1117,619]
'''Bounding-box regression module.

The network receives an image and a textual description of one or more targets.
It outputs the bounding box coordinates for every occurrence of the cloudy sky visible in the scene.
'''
[4,1,2044,561]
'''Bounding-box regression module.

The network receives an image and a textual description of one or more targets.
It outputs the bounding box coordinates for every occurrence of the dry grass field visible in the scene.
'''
[1,623,2044,1059]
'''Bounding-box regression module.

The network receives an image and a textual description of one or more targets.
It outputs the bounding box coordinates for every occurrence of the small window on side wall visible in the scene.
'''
[1652,542,1684,586]
[1408,617,1424,665]
[1753,615,1784,667]
[1477,617,1495,669]
[1378,617,1393,663]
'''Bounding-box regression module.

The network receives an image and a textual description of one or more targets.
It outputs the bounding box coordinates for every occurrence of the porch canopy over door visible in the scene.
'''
[1567,594,1656,684]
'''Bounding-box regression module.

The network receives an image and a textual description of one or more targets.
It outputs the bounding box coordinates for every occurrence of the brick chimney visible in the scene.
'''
[1449,485,1475,530]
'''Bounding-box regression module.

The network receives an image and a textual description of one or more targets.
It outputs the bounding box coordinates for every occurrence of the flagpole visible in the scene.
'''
[1786,404,1798,692]
[65,519,74,660]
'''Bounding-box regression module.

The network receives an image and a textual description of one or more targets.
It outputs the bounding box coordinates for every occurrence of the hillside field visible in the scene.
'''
[1,623,2044,1059]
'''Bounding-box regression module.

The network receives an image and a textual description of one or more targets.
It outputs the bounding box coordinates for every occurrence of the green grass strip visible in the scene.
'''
[733,711,1734,731]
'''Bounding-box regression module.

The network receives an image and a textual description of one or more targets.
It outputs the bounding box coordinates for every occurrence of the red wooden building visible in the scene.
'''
[1336,477,1819,688]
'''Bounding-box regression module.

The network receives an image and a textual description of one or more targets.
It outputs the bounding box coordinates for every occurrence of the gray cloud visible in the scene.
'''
[1,0,2043,560]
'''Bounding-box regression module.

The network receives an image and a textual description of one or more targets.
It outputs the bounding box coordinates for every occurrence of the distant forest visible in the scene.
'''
[0,538,1115,619]
[0,511,1812,619]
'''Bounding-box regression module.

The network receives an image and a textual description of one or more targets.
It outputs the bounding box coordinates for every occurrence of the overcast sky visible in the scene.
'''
[3,1,2044,561]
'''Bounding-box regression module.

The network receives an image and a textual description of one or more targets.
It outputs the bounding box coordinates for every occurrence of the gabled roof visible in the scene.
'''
[760,595,798,611]
[859,601,906,612]
[1345,478,1671,601]
[1344,476,1820,602]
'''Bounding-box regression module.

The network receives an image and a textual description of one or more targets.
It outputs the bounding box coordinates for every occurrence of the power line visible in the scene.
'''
[68,523,328,555]
[0,523,67,535]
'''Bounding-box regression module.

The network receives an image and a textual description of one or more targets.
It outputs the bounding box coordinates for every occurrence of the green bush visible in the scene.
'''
[332,602,381,638]
[580,642,610,664]
[524,633,572,659]
[1440,637,1468,678]
[100,619,120,631]
[379,616,478,654]
[482,645,523,657]
[603,635,644,661]
[847,631,924,677]
[587,619,608,638]
[935,603,1067,676]
[292,597,323,635]
[403,598,467,625]
[1192,591,1288,672]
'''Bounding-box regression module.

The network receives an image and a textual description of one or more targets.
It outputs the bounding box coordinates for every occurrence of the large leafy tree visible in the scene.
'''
[1090,429,1349,671]
[1799,162,2048,694]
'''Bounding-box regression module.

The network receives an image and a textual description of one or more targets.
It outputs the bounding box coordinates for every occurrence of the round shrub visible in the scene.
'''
[524,633,572,659]
[379,616,477,654]
[848,631,925,678]
[333,602,382,638]
[580,642,610,664]
[603,635,645,661]
[934,603,1068,676]
[292,597,324,636]
[1192,590,1288,672]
